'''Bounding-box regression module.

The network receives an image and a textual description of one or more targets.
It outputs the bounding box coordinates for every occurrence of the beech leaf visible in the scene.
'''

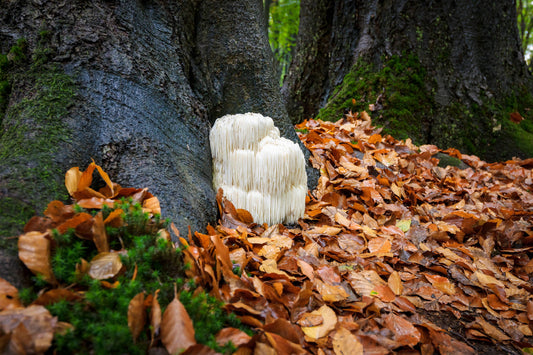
[128,292,146,342]
[300,305,337,339]
[88,252,123,280]
[161,295,196,354]
[18,231,56,284]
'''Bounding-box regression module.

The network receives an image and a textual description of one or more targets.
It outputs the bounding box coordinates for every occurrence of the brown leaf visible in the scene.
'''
[92,212,109,253]
[0,278,22,311]
[0,305,56,353]
[32,289,81,306]
[423,273,456,295]
[128,292,146,342]
[88,252,123,280]
[383,313,420,347]
[104,208,124,228]
[215,327,251,347]
[143,197,161,215]
[94,162,115,196]
[333,327,363,355]
[64,167,82,196]
[161,295,196,354]
[510,111,524,123]
[300,305,337,339]
[56,212,93,236]
[388,271,403,296]
[18,231,56,284]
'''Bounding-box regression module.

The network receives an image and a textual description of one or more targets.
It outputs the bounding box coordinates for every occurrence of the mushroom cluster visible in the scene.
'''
[210,113,307,225]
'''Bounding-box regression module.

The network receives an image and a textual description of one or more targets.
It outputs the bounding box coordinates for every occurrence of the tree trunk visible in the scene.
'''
[285,0,533,161]
[0,0,317,287]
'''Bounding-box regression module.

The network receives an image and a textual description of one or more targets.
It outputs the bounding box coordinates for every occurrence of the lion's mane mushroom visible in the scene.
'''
[210,113,307,225]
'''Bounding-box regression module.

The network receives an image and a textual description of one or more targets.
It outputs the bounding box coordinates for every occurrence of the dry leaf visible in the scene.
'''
[0,305,56,353]
[128,292,146,342]
[88,252,123,280]
[0,278,22,311]
[18,231,56,284]
[333,327,363,355]
[383,313,420,347]
[388,271,403,296]
[161,295,196,354]
[301,305,337,339]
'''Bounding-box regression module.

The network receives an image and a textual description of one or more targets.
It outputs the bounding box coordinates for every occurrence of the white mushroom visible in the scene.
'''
[210,113,307,225]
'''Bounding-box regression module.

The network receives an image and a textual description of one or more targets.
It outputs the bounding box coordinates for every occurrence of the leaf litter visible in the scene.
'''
[1,112,532,353]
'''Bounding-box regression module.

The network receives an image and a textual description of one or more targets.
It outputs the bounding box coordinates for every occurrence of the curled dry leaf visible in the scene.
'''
[0,278,22,311]
[215,327,252,347]
[383,313,420,347]
[92,212,109,253]
[143,196,161,215]
[0,305,56,354]
[128,292,146,342]
[301,305,337,339]
[88,252,123,280]
[388,271,403,296]
[333,327,363,355]
[32,289,82,306]
[161,295,196,354]
[18,231,56,284]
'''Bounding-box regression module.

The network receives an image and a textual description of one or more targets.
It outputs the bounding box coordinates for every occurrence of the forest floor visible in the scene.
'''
[2,111,533,354]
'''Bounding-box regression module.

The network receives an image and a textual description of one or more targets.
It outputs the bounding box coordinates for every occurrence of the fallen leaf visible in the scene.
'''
[333,327,363,355]
[0,305,57,353]
[388,271,403,296]
[128,292,146,342]
[88,252,123,280]
[301,305,337,339]
[161,295,196,354]
[0,278,21,311]
[18,231,56,284]
[150,290,161,346]
[215,327,251,347]
[383,313,420,347]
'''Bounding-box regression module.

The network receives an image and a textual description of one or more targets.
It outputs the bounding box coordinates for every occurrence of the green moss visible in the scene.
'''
[317,53,432,144]
[0,32,75,239]
[318,52,533,160]
[30,200,250,354]
[0,198,35,252]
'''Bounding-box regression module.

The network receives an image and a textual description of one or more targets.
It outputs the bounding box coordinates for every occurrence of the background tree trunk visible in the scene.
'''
[0,0,317,287]
[284,0,533,161]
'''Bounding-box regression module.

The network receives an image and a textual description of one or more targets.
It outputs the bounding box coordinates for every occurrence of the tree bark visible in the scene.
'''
[285,0,533,160]
[0,0,318,288]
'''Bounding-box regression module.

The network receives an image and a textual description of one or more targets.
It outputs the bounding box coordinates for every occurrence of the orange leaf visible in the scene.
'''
[300,305,337,339]
[128,292,146,342]
[65,167,82,196]
[88,252,123,280]
[104,208,123,228]
[383,313,420,347]
[56,212,92,235]
[0,278,22,311]
[333,327,363,355]
[78,162,96,192]
[388,271,403,296]
[94,162,114,196]
[92,212,109,253]
[368,134,382,144]
[143,197,161,215]
[423,273,456,295]
[367,237,391,254]
[215,327,251,348]
[161,295,196,354]
[18,231,56,284]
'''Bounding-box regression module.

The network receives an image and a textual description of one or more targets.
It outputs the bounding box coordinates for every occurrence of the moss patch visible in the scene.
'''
[317,53,432,143]
[317,53,533,160]
[0,32,76,241]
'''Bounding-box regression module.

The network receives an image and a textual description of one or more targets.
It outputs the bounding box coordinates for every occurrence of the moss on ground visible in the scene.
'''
[19,200,248,354]
[0,32,76,244]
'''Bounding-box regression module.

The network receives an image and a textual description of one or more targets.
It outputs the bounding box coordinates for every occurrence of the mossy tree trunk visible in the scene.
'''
[284,0,533,161]
[0,0,317,287]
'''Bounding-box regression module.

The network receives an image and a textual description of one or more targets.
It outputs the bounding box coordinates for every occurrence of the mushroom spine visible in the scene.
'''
[210,113,307,225]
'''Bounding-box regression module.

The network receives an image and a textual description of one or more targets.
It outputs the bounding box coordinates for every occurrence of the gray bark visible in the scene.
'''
[0,0,318,278]
[284,0,533,160]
